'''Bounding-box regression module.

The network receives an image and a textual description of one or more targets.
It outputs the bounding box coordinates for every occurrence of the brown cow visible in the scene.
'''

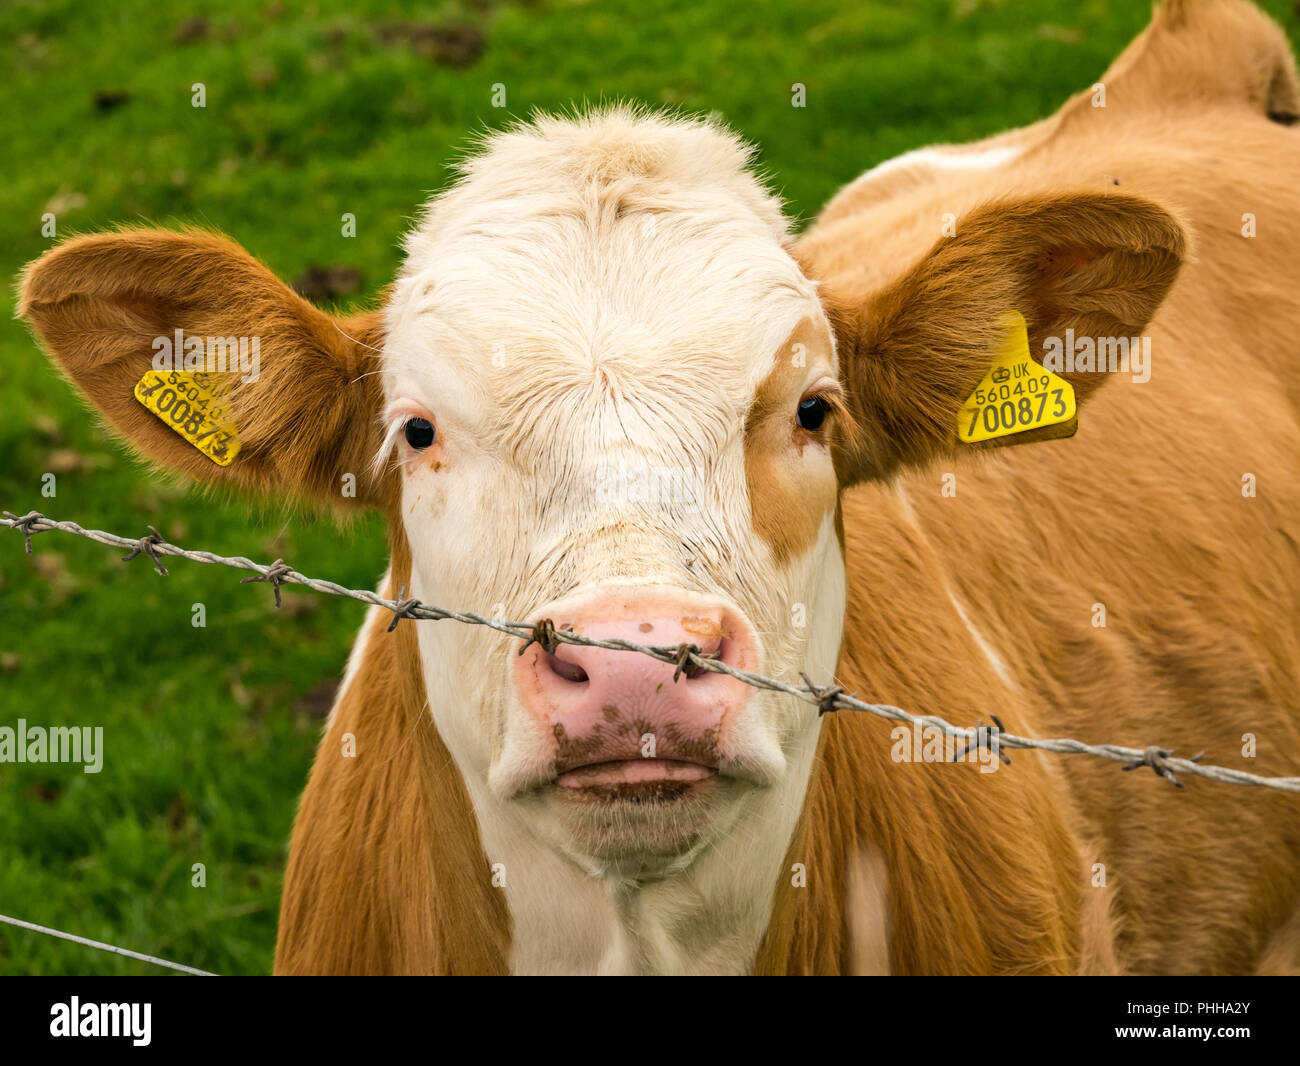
[19,0,1300,974]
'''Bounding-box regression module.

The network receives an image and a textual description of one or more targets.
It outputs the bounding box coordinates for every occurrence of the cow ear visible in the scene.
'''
[823,192,1188,486]
[19,229,394,511]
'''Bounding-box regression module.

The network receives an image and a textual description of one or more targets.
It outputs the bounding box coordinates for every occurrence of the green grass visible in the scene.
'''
[1,0,1297,975]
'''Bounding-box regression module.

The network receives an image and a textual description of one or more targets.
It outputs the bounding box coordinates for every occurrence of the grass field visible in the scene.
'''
[1,0,1297,976]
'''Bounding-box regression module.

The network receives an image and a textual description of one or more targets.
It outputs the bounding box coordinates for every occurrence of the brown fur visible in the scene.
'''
[17,0,1300,974]
[813,193,1187,483]
[743,317,841,565]
[273,532,511,973]
[766,0,1300,974]
[18,228,395,511]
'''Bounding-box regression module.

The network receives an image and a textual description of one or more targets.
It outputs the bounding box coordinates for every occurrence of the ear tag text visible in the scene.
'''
[957,310,1076,444]
[133,369,240,466]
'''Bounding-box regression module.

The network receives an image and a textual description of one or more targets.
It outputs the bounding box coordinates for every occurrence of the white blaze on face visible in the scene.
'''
[375,109,848,966]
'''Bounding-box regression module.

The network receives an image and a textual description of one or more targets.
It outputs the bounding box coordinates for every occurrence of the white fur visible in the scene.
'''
[380,107,848,973]
[328,568,391,731]
[944,587,1016,692]
[893,483,1017,692]
[848,143,1022,190]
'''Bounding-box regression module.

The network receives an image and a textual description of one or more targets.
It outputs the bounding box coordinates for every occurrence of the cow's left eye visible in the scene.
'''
[797,396,831,431]
[404,417,436,450]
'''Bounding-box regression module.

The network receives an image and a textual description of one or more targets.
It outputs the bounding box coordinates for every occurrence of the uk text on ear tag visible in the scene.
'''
[957,310,1076,444]
[133,369,241,466]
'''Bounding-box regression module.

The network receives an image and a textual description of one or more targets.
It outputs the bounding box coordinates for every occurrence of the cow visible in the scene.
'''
[18,0,1300,975]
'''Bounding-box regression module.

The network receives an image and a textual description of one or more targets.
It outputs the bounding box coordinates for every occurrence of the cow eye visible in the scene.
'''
[404,417,436,450]
[797,396,831,432]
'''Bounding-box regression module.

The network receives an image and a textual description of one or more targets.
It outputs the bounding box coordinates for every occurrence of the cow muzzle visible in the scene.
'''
[512,587,759,799]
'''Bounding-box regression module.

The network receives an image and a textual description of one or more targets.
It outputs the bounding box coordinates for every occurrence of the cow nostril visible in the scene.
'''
[545,651,589,684]
[699,634,725,661]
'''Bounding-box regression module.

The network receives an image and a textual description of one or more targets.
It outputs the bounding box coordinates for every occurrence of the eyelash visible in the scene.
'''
[373,406,438,479]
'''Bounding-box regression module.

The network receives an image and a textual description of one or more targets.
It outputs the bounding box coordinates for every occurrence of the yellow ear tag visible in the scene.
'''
[957,310,1076,444]
[133,369,241,466]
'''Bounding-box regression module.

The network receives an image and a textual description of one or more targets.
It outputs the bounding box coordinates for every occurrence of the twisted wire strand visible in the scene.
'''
[4,510,1298,794]
[0,911,215,976]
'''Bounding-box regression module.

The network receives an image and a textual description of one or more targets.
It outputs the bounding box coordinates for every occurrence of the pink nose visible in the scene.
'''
[513,592,757,782]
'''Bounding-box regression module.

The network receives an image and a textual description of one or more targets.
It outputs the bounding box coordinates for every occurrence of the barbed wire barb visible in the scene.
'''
[120,524,169,575]
[4,509,1299,795]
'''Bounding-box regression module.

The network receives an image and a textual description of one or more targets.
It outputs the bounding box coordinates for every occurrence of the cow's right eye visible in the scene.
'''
[404,417,436,450]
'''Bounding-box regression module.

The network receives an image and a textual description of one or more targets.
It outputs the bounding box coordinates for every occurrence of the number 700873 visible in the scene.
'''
[965,388,1068,437]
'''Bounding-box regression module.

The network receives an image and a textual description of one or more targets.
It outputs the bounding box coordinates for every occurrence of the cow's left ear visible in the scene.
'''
[822,192,1188,485]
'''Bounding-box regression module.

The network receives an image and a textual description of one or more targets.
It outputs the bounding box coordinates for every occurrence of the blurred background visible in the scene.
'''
[2,0,1297,975]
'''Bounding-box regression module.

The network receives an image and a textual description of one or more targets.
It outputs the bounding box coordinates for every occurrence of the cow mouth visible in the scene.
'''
[556,758,717,791]
[548,758,728,864]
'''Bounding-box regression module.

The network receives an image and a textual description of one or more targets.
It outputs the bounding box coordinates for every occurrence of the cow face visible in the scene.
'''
[20,107,1185,885]
[381,112,848,875]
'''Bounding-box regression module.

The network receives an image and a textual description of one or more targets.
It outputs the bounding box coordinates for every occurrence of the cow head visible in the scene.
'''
[20,108,1185,884]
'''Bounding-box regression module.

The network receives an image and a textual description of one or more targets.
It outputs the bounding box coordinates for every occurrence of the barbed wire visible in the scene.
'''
[0,912,214,976]
[4,508,1299,794]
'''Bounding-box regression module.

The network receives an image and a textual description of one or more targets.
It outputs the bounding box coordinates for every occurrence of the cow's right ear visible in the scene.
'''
[19,229,394,510]
[820,191,1188,486]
